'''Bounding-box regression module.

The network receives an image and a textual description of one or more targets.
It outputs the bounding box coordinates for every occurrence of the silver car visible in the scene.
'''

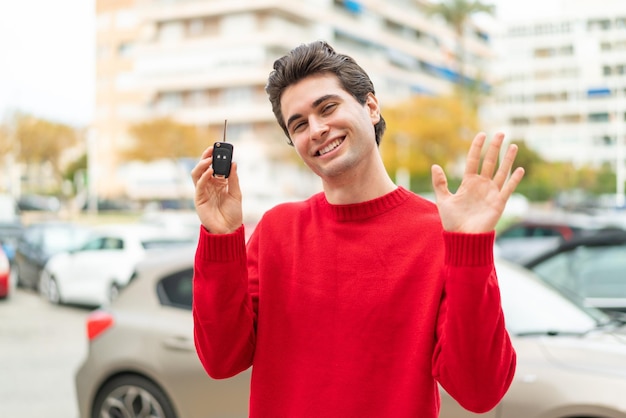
[75,247,626,418]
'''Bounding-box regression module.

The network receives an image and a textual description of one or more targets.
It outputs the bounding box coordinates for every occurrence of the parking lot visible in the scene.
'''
[0,287,90,418]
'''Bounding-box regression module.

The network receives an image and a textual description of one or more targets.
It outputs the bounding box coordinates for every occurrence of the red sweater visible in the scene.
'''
[193,187,515,417]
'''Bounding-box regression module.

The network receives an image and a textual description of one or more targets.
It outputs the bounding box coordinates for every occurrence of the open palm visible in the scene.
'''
[431,132,525,234]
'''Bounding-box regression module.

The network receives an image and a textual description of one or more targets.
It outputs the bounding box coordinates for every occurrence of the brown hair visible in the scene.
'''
[265,41,386,146]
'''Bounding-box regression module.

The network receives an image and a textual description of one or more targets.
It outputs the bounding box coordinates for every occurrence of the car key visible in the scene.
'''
[212,120,233,178]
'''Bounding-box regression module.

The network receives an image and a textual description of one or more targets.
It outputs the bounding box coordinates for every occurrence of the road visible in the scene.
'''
[0,287,91,418]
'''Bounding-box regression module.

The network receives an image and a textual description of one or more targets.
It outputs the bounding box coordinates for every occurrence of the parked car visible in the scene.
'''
[524,228,626,315]
[14,222,93,290]
[76,249,626,418]
[0,193,23,277]
[0,245,11,299]
[75,245,251,418]
[495,214,621,264]
[40,224,197,307]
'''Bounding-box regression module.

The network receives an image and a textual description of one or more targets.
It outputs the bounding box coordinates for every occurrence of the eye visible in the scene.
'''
[291,120,307,134]
[322,103,337,114]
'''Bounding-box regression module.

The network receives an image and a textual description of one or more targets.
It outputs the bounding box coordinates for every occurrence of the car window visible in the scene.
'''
[532,245,626,299]
[103,238,124,250]
[142,238,196,250]
[42,227,91,253]
[498,226,527,239]
[532,227,563,238]
[157,268,193,310]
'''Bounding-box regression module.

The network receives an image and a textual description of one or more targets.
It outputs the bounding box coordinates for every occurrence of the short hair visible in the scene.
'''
[265,40,386,146]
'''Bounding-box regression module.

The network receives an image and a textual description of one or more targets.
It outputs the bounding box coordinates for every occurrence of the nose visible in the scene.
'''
[308,116,329,141]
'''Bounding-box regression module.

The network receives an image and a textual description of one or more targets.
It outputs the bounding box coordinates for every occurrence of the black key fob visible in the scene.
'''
[212,142,233,178]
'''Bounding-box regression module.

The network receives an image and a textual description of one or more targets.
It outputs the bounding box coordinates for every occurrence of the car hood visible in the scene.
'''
[539,329,626,378]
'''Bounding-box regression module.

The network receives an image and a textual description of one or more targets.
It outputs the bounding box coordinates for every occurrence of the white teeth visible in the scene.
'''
[319,139,343,156]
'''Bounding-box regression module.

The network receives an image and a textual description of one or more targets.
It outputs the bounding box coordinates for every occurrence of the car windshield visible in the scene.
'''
[530,244,626,302]
[42,227,91,254]
[496,260,611,336]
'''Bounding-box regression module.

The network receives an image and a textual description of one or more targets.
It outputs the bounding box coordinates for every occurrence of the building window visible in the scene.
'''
[588,19,611,31]
[561,114,582,123]
[511,117,530,126]
[117,42,134,58]
[186,90,209,107]
[535,116,556,125]
[221,87,253,105]
[534,48,554,58]
[156,92,183,112]
[588,112,610,123]
[188,18,205,36]
[159,21,184,42]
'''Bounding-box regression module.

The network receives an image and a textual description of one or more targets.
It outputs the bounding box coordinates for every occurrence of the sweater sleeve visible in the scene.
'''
[432,231,516,413]
[192,225,256,379]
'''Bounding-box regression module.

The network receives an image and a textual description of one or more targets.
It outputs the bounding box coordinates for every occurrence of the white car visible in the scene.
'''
[40,224,196,307]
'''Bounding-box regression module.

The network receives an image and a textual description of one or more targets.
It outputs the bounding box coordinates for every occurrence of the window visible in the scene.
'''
[588,112,610,123]
[532,245,626,301]
[159,21,184,42]
[157,268,194,310]
[188,18,205,36]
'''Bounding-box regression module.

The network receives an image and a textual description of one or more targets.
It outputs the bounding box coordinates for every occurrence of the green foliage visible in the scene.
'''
[381,94,478,182]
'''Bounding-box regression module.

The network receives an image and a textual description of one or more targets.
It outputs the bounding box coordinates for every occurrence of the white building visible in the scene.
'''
[490,0,626,172]
[94,0,493,217]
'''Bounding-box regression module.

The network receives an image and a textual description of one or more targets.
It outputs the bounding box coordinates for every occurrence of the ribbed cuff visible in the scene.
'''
[443,231,495,267]
[195,224,246,261]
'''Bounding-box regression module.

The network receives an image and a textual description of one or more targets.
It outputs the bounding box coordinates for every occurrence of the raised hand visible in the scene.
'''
[431,132,525,234]
[191,146,243,234]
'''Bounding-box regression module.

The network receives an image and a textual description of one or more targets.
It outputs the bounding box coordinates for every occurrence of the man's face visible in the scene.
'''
[280,73,381,181]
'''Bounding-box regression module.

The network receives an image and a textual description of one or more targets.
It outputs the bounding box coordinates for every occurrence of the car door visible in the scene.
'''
[152,268,251,418]
[16,226,43,288]
[62,235,133,296]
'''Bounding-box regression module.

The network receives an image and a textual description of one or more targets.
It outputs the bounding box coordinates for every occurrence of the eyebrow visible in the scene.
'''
[285,94,341,132]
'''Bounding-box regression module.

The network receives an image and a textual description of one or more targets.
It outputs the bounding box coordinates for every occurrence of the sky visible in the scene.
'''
[0,0,561,128]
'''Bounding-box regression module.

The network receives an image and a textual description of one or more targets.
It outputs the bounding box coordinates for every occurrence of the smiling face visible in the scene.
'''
[281,73,381,182]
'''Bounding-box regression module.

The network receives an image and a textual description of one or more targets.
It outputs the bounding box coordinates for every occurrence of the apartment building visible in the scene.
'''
[95,0,493,214]
[491,0,626,173]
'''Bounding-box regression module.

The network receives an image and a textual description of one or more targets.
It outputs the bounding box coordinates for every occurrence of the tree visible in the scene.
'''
[11,112,80,192]
[123,117,206,162]
[381,94,479,191]
[424,0,495,93]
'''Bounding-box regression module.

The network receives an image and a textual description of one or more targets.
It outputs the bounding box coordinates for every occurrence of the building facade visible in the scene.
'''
[94,0,493,215]
[491,0,626,172]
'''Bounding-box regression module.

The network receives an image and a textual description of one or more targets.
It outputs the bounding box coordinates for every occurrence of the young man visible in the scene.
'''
[191,41,524,417]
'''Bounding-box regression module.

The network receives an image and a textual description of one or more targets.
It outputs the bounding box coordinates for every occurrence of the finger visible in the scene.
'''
[227,162,242,201]
[500,167,525,200]
[431,164,451,202]
[479,132,505,179]
[201,145,214,159]
[191,147,214,184]
[194,163,215,193]
[464,132,487,176]
[493,143,518,189]
[191,159,212,185]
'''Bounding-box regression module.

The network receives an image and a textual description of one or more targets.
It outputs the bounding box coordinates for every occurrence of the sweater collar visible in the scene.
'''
[317,186,412,222]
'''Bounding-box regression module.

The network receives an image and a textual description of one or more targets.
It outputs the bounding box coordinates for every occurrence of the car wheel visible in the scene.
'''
[47,277,61,305]
[9,265,17,294]
[109,283,120,303]
[92,375,177,418]
[15,264,25,288]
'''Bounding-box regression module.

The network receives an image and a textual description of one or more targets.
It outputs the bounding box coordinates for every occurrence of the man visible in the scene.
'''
[191,41,524,418]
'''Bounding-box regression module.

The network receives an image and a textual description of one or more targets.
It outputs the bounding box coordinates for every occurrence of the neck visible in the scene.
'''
[322,159,397,205]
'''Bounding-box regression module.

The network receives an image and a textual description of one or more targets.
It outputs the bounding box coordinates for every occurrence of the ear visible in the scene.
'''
[365,93,381,124]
